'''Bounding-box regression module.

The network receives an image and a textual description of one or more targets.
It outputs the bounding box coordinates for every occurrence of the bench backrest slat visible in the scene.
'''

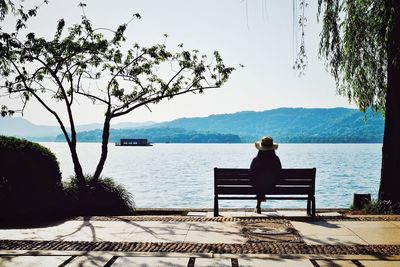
[217,186,314,195]
[216,179,253,185]
[280,179,314,185]
[214,169,252,178]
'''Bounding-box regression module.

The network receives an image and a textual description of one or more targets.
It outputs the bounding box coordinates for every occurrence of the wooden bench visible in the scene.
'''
[214,168,316,217]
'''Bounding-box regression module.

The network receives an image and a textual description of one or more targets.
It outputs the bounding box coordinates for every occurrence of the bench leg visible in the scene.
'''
[307,198,311,215]
[311,196,316,217]
[214,196,219,217]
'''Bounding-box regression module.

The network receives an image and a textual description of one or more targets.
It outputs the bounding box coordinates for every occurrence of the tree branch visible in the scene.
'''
[7,58,72,144]
[106,52,146,101]
[31,55,77,144]
[76,90,109,104]
[112,85,218,118]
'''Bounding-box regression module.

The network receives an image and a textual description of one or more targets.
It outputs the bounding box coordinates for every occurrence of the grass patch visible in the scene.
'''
[351,199,400,215]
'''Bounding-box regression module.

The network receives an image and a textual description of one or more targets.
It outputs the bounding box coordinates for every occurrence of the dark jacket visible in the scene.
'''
[250,150,282,194]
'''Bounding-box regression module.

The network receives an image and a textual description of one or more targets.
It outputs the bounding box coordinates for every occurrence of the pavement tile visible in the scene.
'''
[291,221,356,236]
[276,210,309,217]
[54,221,136,242]
[337,221,400,245]
[301,234,368,245]
[112,256,189,266]
[0,221,135,242]
[125,225,188,242]
[194,258,232,267]
[95,221,191,243]
[291,221,366,245]
[0,255,70,267]
[0,230,37,241]
[129,221,192,235]
[184,230,244,243]
[126,233,187,242]
[187,222,240,232]
[339,221,398,229]
[315,260,357,266]
[184,221,245,243]
[345,227,400,244]
[238,255,314,267]
[65,253,114,267]
[121,221,190,243]
[245,211,280,217]
[358,260,400,266]
[390,221,400,227]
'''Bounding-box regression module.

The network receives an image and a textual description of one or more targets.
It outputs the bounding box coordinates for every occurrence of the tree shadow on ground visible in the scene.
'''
[54,216,98,242]
[0,215,74,229]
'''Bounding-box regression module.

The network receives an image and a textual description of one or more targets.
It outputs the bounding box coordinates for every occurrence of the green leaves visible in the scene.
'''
[132,13,141,19]
[318,0,387,113]
[1,105,14,117]
[0,0,10,21]
[55,19,65,39]
[112,24,127,44]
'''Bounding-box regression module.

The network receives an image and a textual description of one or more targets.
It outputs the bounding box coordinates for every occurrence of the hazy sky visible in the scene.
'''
[1,0,356,125]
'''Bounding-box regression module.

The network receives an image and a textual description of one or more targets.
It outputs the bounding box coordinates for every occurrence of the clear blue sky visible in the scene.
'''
[2,0,356,125]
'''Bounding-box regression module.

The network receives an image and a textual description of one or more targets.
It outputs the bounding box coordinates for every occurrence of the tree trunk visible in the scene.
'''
[69,143,86,186]
[92,113,111,183]
[66,112,85,186]
[379,0,400,203]
[59,121,85,186]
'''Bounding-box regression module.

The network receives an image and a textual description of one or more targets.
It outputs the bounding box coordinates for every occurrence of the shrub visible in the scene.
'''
[62,174,135,216]
[360,199,400,215]
[0,135,62,218]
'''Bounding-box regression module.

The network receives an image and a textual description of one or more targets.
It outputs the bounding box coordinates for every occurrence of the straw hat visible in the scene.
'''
[255,136,278,151]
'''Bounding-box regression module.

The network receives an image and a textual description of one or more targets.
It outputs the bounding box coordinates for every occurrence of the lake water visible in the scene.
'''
[40,143,382,209]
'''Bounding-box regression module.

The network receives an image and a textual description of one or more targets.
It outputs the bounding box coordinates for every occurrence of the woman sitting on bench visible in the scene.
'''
[250,136,282,214]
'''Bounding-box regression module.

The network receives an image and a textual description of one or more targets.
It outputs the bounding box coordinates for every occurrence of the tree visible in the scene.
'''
[0,2,234,186]
[318,0,400,203]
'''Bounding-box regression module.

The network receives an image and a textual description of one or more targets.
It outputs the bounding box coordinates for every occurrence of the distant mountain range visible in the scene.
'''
[55,127,242,143]
[154,108,384,143]
[0,108,384,143]
[0,117,154,140]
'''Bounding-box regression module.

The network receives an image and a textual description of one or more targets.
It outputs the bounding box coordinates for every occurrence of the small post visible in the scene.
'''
[353,193,371,210]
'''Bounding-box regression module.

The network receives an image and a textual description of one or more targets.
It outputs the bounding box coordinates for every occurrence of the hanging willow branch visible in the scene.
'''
[318,0,388,113]
[293,0,308,76]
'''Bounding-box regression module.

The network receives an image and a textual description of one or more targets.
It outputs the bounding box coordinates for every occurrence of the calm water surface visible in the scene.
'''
[41,143,382,209]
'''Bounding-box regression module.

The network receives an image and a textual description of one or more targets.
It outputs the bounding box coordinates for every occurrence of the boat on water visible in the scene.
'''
[115,138,153,146]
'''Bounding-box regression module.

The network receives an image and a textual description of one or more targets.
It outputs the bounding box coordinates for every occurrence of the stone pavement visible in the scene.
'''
[1,210,400,266]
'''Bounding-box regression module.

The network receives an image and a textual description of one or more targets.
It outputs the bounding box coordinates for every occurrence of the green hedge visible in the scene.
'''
[0,135,62,218]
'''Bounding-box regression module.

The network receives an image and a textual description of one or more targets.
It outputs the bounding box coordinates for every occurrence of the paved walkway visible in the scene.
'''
[1,210,400,266]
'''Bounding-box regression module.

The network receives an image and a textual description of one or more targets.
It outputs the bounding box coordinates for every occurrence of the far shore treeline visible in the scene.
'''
[1,108,384,143]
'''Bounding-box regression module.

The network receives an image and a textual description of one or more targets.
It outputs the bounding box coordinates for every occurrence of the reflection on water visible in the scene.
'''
[42,143,382,209]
